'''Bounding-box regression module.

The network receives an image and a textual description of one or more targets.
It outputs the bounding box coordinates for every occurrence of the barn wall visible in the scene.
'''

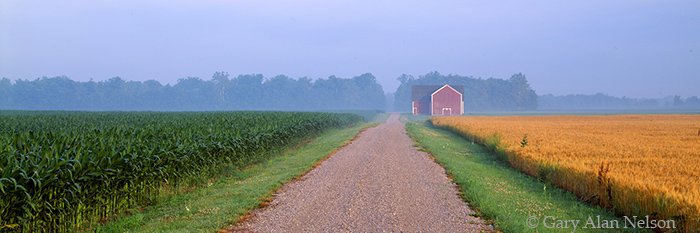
[412,101,430,115]
[431,87,462,115]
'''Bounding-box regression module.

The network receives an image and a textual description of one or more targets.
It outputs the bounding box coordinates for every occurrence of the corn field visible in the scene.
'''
[0,111,362,232]
[431,115,700,232]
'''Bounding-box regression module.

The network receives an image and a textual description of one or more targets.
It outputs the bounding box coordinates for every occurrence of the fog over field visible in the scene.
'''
[1,1,699,110]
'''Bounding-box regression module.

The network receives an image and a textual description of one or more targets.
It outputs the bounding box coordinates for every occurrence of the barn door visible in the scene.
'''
[442,108,452,115]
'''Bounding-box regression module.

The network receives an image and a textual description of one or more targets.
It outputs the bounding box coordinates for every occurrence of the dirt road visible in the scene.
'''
[231,113,490,232]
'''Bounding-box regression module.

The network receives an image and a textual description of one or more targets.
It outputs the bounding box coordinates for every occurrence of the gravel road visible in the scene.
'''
[230,113,491,232]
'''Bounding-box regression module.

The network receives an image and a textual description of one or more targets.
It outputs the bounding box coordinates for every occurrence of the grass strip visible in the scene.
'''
[405,121,650,233]
[93,122,377,232]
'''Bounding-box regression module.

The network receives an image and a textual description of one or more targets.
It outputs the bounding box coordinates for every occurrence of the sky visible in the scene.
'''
[1,0,699,98]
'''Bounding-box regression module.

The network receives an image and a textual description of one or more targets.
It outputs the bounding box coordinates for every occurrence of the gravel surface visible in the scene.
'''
[230,113,492,232]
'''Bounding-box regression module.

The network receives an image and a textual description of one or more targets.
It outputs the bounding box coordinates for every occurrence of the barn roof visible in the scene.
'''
[412,85,464,102]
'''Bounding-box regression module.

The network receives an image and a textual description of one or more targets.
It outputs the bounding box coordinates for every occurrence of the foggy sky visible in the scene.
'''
[1,0,699,99]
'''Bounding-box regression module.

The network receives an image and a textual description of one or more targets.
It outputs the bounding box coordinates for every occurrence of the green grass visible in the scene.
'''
[397,114,430,122]
[93,122,377,232]
[405,121,650,233]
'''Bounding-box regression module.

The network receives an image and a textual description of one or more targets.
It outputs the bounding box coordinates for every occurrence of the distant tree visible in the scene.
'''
[311,76,340,109]
[174,77,213,110]
[674,95,684,107]
[135,80,164,110]
[231,74,264,109]
[0,78,11,109]
[508,73,538,110]
[396,74,413,85]
[297,77,313,90]
[385,92,395,112]
[102,77,127,110]
[211,72,230,108]
[263,75,297,110]
[143,79,162,89]
[295,77,314,109]
[9,79,35,109]
[352,73,385,110]
[686,96,700,107]
[338,76,361,108]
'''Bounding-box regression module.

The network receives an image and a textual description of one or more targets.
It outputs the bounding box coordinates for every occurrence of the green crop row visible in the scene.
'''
[0,111,362,232]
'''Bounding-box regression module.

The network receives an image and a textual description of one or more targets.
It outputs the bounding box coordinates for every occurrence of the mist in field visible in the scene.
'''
[1,1,699,111]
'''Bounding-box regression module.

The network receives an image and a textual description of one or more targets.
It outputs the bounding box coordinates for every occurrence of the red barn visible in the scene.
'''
[411,84,464,115]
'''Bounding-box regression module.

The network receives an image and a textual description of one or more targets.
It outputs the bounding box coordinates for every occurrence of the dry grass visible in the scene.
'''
[432,115,700,232]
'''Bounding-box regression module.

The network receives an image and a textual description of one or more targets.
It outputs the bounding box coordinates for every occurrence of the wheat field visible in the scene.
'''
[431,115,700,231]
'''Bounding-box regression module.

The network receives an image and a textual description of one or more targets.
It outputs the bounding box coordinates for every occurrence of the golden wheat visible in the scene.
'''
[432,115,700,231]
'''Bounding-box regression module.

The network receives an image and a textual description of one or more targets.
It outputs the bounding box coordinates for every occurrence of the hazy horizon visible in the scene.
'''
[2,1,699,98]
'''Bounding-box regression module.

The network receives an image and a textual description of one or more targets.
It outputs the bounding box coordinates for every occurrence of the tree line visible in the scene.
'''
[3,71,694,112]
[0,72,386,111]
[393,71,539,111]
[538,93,700,110]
